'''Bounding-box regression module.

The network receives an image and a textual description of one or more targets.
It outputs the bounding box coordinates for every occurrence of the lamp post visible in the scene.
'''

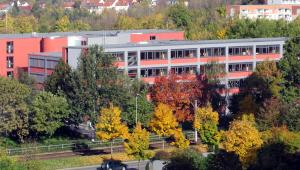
[193,100,198,143]
[135,93,141,125]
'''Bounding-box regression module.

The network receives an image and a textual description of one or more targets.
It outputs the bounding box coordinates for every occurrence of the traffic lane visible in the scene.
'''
[62,160,149,170]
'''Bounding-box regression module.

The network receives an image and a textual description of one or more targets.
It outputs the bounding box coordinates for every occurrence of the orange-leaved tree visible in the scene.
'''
[150,73,201,122]
[96,105,129,158]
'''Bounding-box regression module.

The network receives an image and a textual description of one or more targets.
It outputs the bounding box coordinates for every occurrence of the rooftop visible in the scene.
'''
[29,52,62,58]
[68,37,286,49]
[0,29,182,39]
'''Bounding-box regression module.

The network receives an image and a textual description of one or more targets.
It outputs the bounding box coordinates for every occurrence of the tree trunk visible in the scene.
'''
[110,141,113,158]
[138,159,140,170]
[162,139,165,150]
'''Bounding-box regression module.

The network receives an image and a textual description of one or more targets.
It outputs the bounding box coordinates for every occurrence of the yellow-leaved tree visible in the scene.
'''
[124,122,152,169]
[149,103,178,136]
[171,128,190,149]
[149,103,189,149]
[222,116,263,167]
[96,105,129,158]
[194,105,220,150]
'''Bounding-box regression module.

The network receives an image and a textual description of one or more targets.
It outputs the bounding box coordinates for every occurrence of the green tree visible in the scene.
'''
[122,91,153,128]
[194,105,220,149]
[124,122,152,169]
[167,3,191,28]
[279,37,300,102]
[256,97,282,131]
[249,142,300,170]
[0,149,17,170]
[11,1,20,16]
[44,60,82,124]
[0,77,30,142]
[280,103,300,131]
[30,91,70,137]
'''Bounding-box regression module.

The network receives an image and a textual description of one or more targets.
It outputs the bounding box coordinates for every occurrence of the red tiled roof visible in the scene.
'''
[19,5,32,10]
[64,1,75,8]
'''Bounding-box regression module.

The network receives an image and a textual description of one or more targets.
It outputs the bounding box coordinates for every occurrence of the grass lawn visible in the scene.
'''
[35,148,176,170]
[36,153,135,170]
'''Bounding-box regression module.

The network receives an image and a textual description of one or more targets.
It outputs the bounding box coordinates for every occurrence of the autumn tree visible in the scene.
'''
[151,74,201,122]
[124,122,152,169]
[149,103,189,149]
[194,105,220,149]
[149,103,179,137]
[54,15,71,32]
[256,97,282,131]
[96,105,129,157]
[222,117,263,167]
[13,15,37,33]
[230,61,283,115]
[171,128,190,149]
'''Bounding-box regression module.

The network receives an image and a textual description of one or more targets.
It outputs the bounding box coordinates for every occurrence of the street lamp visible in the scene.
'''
[135,93,141,125]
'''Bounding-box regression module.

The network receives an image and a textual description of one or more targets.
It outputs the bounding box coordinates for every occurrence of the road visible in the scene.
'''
[61,160,149,170]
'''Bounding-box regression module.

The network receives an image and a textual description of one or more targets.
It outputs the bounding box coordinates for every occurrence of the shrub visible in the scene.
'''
[163,149,207,170]
[207,150,242,170]
[153,150,171,160]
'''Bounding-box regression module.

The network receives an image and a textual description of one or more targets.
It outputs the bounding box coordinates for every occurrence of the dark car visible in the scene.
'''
[99,160,127,170]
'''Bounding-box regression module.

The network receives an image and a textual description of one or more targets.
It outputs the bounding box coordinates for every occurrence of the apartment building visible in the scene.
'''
[61,38,285,95]
[0,29,184,79]
[227,4,300,21]
[268,0,300,4]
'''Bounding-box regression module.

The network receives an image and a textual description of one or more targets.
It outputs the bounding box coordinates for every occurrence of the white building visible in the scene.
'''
[268,0,300,4]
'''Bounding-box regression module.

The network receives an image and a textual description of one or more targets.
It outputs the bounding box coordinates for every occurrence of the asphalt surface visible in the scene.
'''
[61,160,150,170]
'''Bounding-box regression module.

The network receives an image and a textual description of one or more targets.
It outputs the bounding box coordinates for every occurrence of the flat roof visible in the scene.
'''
[67,37,286,49]
[0,29,182,39]
[29,52,62,58]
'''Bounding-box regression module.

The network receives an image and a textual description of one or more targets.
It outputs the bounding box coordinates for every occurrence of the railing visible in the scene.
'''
[6,132,194,156]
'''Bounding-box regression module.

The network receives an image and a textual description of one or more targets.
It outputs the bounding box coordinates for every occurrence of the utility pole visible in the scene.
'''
[5,11,7,33]
[135,95,138,125]
[194,100,198,143]
[135,93,140,125]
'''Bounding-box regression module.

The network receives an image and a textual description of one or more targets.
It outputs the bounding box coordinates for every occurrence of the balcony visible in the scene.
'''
[114,61,125,67]
[200,56,226,63]
[171,57,198,64]
[141,77,156,84]
[228,71,252,78]
[256,53,280,61]
[140,59,168,66]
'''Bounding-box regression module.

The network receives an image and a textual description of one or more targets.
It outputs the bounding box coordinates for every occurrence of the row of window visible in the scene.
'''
[105,45,280,61]
[228,63,253,72]
[29,58,59,69]
[7,57,13,68]
[128,63,253,78]
[228,79,245,88]
[7,41,13,54]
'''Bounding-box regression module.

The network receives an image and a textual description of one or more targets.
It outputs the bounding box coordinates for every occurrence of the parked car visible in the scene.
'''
[99,160,127,170]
